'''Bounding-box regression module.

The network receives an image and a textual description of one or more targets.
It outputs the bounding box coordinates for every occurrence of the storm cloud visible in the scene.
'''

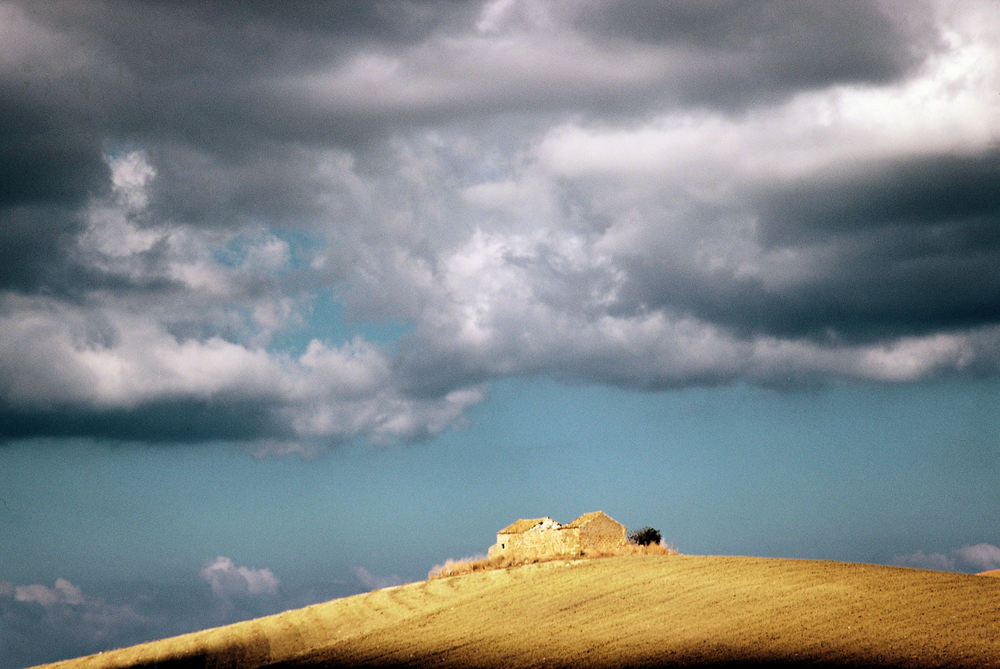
[2,0,999,448]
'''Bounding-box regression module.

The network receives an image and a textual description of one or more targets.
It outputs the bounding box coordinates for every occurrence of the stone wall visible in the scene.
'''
[489,523,578,560]
[578,513,628,553]
[488,512,628,560]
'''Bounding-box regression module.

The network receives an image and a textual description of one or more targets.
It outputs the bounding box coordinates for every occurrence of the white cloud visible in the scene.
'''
[747,328,1000,384]
[0,577,158,666]
[290,9,684,121]
[894,543,1000,573]
[461,179,526,211]
[475,0,518,34]
[244,235,290,272]
[0,2,101,79]
[109,151,157,211]
[80,203,162,261]
[0,147,488,445]
[77,152,283,298]
[13,577,84,606]
[200,557,279,598]
[0,291,487,445]
[351,566,406,591]
[954,543,1000,572]
[1,577,144,640]
[395,12,1000,386]
[0,295,277,408]
[534,22,1000,185]
[385,201,1000,389]
[893,550,957,572]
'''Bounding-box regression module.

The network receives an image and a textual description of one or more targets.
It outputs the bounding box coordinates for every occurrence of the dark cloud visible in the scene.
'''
[13,1,446,82]
[566,0,938,108]
[0,205,82,291]
[0,0,998,445]
[578,0,926,57]
[738,149,1000,340]
[0,0,941,194]
[0,398,288,444]
[759,150,1000,245]
[142,143,351,229]
[0,0,942,234]
[620,254,1000,346]
[617,228,1000,345]
[5,1,481,152]
[0,101,108,207]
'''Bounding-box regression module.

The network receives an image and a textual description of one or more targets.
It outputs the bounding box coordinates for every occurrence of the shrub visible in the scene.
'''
[629,526,662,546]
[427,554,529,580]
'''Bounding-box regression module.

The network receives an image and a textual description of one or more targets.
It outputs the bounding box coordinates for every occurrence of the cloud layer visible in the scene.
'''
[2,0,999,448]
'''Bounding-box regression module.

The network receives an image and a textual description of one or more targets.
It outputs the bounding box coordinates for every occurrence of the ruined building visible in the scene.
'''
[487,511,628,560]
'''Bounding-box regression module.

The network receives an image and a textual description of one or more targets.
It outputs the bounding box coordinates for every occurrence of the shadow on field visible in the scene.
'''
[256,654,966,669]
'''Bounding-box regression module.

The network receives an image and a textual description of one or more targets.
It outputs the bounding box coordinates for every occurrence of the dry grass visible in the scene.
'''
[36,554,1000,669]
[428,542,677,579]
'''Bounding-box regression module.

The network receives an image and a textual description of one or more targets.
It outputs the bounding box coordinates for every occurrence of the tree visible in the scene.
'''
[629,526,662,546]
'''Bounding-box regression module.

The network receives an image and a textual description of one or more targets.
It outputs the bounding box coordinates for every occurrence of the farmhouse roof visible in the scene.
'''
[498,517,556,534]
[562,510,615,529]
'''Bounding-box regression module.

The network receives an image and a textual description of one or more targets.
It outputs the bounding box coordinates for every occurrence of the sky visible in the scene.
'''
[1,0,999,665]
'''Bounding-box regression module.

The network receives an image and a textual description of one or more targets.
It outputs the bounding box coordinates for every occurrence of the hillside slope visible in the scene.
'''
[38,555,1000,668]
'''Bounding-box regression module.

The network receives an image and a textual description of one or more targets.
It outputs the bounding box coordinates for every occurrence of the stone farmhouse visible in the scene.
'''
[487,511,628,560]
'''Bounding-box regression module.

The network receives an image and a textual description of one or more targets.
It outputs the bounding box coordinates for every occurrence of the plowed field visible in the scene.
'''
[36,555,1000,668]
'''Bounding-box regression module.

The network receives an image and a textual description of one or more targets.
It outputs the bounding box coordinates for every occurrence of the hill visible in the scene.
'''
[36,555,1000,668]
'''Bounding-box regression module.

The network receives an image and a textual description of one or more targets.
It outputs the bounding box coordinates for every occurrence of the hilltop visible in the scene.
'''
[37,554,1000,668]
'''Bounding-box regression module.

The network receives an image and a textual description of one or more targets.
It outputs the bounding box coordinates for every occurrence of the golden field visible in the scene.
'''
[36,554,1000,668]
